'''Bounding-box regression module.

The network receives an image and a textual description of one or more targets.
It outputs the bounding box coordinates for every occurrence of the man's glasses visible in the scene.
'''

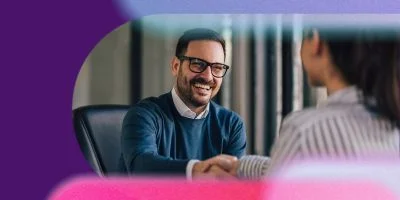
[178,56,229,78]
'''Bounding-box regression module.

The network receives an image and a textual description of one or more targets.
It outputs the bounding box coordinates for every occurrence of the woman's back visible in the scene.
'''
[237,86,399,179]
[280,86,399,160]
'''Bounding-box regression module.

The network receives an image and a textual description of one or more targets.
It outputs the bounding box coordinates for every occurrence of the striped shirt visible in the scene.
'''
[238,86,400,179]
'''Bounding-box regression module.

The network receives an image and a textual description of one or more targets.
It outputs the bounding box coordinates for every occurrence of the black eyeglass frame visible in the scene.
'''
[177,55,230,78]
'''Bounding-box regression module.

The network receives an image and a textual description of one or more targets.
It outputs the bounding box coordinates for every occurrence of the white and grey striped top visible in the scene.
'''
[238,86,400,179]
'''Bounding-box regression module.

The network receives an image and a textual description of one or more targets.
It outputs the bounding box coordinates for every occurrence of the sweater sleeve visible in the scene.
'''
[121,104,189,175]
[223,113,247,158]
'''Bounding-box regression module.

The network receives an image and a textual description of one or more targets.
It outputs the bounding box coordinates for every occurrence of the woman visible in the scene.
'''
[236,27,400,179]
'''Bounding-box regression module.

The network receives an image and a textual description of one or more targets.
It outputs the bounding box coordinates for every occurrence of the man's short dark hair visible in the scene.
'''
[175,28,226,60]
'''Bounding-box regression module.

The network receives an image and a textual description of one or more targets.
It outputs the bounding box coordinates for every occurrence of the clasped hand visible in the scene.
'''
[192,154,239,180]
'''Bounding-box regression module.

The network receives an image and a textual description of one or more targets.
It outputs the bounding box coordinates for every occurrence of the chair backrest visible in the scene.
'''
[73,105,130,175]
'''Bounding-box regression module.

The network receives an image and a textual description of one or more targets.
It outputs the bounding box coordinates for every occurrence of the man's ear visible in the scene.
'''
[171,57,180,76]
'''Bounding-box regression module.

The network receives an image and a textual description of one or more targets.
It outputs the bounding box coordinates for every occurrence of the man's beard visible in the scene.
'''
[176,70,215,108]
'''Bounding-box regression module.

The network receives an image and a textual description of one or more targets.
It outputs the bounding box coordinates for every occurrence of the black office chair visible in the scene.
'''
[73,105,130,176]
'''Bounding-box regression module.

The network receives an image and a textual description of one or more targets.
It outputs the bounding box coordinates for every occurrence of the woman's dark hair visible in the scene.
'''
[315,27,400,124]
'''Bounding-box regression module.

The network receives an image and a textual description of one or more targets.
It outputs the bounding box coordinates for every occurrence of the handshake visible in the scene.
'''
[192,154,240,180]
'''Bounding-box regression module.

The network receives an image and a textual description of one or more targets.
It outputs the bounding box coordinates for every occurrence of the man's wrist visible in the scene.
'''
[186,159,200,181]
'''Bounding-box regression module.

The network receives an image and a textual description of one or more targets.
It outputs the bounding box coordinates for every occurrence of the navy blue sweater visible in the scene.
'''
[119,92,246,175]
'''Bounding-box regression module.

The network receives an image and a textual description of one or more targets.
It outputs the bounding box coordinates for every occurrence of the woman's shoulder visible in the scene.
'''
[281,105,362,132]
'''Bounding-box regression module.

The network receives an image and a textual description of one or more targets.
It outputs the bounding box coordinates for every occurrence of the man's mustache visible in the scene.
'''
[190,77,215,87]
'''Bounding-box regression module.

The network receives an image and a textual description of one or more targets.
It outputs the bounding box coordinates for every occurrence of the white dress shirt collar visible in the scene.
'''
[171,87,210,119]
[318,85,361,108]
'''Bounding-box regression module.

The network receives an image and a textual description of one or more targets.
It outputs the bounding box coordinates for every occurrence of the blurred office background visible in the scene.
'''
[73,14,400,156]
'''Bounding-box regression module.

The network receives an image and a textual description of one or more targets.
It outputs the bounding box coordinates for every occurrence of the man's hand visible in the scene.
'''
[192,154,239,180]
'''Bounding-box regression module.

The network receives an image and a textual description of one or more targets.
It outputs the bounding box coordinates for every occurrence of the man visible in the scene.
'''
[119,28,247,180]
[204,27,400,180]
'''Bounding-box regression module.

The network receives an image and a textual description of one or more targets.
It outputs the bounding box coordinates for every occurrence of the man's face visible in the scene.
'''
[172,40,225,108]
[300,31,326,87]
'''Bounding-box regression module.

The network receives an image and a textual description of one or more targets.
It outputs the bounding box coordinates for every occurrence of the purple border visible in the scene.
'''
[117,0,400,16]
[2,0,400,199]
[2,0,126,199]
